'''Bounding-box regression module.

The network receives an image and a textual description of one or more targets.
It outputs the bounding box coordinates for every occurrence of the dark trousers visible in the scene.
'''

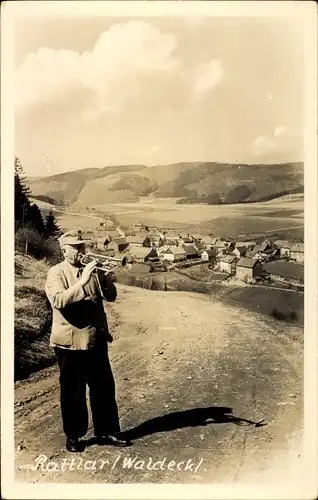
[54,345,120,439]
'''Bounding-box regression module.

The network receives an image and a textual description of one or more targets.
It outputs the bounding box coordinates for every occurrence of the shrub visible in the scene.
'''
[126,275,165,291]
[205,193,222,205]
[15,227,63,264]
[290,310,298,323]
[224,185,252,204]
[272,307,299,323]
[14,285,54,381]
[31,195,57,205]
[272,307,287,321]
[127,275,137,286]
[150,278,160,290]
[193,283,210,294]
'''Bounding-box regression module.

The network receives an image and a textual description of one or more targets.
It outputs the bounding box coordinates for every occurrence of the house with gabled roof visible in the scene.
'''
[157,244,169,254]
[179,235,194,245]
[236,241,256,251]
[161,231,179,245]
[289,243,304,263]
[96,236,110,250]
[247,242,278,262]
[201,236,217,249]
[274,240,288,249]
[261,248,280,261]
[95,228,121,244]
[218,255,238,275]
[153,228,165,237]
[161,246,187,262]
[246,244,261,259]
[273,240,293,258]
[259,239,275,252]
[236,258,263,282]
[215,239,235,253]
[201,249,216,261]
[96,231,122,250]
[191,234,203,242]
[115,226,126,237]
[214,239,226,250]
[128,247,158,263]
[182,244,199,259]
[148,232,165,248]
[107,237,129,253]
[91,238,115,256]
[232,245,247,259]
[280,241,293,258]
[193,241,205,253]
[216,249,227,259]
[126,232,151,247]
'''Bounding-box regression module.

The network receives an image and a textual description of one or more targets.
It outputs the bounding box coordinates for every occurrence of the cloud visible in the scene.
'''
[252,135,277,156]
[16,48,84,110]
[193,59,224,98]
[252,126,303,161]
[16,21,179,114]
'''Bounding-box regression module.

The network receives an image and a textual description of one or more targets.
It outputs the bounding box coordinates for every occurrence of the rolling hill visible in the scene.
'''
[28,161,304,207]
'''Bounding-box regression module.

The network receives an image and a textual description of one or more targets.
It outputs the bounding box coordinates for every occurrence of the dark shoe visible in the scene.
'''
[66,438,84,452]
[96,434,131,447]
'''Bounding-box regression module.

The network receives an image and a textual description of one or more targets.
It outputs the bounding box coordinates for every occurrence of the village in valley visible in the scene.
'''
[81,218,304,290]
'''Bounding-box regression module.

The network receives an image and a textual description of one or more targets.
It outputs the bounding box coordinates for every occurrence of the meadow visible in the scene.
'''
[34,193,304,241]
[89,194,304,240]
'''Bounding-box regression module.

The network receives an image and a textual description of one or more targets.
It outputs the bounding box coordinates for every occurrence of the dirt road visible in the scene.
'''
[15,284,303,485]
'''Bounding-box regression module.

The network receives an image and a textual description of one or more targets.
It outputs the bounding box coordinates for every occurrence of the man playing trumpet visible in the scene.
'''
[45,230,130,452]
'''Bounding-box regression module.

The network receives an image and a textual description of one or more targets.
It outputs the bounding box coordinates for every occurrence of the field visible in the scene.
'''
[29,201,106,232]
[85,194,304,240]
[32,193,304,242]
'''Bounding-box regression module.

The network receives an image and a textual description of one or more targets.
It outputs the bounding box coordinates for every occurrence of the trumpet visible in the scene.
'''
[80,252,132,275]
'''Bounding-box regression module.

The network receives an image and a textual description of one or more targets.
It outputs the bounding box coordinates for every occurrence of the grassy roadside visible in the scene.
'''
[14,254,55,381]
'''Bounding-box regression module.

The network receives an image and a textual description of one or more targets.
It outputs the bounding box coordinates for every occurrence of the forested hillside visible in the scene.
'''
[28,161,304,206]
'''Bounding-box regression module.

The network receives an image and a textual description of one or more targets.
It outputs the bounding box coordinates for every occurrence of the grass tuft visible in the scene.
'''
[14,256,55,381]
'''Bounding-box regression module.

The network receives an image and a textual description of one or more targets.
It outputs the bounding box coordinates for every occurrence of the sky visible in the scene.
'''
[14,15,305,177]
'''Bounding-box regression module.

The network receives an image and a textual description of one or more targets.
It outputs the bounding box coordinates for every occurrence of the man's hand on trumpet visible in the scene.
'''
[79,259,98,287]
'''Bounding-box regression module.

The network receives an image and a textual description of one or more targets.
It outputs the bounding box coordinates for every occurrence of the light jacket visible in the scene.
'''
[45,259,117,350]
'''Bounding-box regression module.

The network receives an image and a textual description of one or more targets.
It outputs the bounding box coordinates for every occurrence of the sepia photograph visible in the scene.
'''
[1,1,317,499]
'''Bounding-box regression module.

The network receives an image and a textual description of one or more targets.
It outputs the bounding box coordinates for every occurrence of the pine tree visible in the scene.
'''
[44,210,62,239]
[15,157,31,197]
[25,203,45,235]
[15,157,31,228]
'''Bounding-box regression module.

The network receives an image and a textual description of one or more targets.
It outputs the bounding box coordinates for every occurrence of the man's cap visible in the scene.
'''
[58,230,89,248]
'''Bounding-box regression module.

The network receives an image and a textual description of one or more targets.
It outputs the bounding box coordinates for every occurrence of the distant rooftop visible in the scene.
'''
[237,258,260,268]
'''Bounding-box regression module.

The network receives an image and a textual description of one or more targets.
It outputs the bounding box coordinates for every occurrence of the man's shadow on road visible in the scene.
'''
[121,406,266,442]
[83,406,266,448]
